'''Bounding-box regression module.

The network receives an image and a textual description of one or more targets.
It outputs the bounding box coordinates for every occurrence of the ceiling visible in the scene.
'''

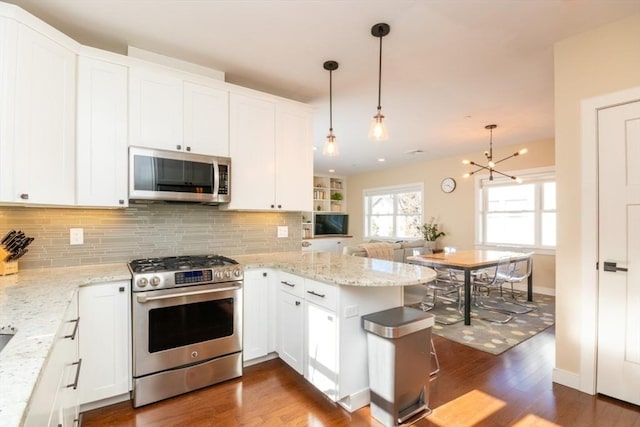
[7,0,640,175]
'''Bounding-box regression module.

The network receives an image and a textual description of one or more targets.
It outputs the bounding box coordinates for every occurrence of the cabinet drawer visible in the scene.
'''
[304,279,337,311]
[278,271,305,297]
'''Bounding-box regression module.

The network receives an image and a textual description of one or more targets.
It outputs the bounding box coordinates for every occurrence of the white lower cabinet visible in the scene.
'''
[243,269,275,363]
[301,237,353,253]
[78,281,131,408]
[24,293,80,427]
[278,289,304,374]
[305,301,338,400]
[274,272,403,412]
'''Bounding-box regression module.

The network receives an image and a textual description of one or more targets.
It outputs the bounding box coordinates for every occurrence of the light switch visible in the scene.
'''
[70,228,84,245]
[277,226,288,238]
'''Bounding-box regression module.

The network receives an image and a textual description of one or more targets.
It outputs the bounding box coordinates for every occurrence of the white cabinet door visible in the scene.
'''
[76,56,128,207]
[278,289,304,374]
[305,301,338,401]
[228,92,276,209]
[275,103,313,212]
[302,237,353,253]
[184,81,229,156]
[24,293,80,427]
[4,22,76,205]
[129,67,183,152]
[78,281,131,406]
[243,269,270,362]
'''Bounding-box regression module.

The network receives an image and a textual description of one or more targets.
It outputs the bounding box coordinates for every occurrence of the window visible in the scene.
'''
[477,169,555,249]
[364,184,423,239]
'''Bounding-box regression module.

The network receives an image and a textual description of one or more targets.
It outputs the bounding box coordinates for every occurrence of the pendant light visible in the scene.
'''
[323,60,339,157]
[368,23,390,141]
[462,124,528,182]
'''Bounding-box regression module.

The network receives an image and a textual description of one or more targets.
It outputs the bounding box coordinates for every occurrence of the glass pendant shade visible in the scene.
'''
[368,109,388,141]
[323,130,339,156]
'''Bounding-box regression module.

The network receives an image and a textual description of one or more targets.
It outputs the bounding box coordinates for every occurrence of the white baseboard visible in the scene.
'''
[80,392,131,413]
[337,388,371,413]
[243,352,278,368]
[552,368,582,390]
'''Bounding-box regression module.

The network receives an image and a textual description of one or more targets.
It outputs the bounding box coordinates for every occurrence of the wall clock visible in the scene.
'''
[441,177,456,193]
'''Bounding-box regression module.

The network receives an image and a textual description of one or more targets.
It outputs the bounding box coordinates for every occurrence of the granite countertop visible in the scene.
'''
[0,252,435,427]
[235,251,436,287]
[0,263,131,427]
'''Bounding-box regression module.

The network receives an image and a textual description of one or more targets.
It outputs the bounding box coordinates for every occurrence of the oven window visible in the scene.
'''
[148,298,234,353]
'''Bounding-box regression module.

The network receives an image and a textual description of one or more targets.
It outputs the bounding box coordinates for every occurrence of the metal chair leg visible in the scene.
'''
[430,338,439,377]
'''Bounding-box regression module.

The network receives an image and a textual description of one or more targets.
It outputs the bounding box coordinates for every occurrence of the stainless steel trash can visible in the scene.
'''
[362,307,434,426]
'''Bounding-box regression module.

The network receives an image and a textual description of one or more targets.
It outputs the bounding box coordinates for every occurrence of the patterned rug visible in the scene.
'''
[406,293,555,355]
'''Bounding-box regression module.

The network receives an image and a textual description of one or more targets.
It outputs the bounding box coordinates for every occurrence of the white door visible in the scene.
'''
[597,100,640,405]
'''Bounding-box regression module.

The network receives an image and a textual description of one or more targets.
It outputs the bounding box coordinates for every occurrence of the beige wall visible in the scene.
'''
[345,138,555,290]
[554,14,640,382]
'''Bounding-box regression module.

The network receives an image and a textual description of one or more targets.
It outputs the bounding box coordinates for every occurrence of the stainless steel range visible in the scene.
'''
[129,255,244,407]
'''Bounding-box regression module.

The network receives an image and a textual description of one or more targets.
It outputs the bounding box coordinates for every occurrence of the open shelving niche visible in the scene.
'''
[302,175,347,239]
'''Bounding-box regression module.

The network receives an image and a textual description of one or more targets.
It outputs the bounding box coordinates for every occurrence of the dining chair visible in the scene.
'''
[493,253,535,314]
[407,248,464,325]
[471,257,514,323]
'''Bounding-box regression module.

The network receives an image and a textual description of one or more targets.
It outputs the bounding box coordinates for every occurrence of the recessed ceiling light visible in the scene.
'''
[313,146,318,151]
[377,158,386,162]
[328,169,335,173]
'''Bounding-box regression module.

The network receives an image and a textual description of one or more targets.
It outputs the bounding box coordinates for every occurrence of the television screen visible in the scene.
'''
[314,214,348,236]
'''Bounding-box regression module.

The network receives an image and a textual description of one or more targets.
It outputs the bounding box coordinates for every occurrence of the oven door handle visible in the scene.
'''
[136,285,241,303]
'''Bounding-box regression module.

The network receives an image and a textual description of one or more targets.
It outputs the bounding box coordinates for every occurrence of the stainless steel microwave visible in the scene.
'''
[129,146,231,204]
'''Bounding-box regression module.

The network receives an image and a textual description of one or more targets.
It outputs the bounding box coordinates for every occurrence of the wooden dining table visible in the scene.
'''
[406,249,533,325]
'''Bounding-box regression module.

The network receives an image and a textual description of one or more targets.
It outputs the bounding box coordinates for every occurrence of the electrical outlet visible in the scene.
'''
[69,228,84,245]
[277,226,288,238]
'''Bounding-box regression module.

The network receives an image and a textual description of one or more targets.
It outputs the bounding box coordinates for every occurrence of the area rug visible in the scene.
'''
[406,293,555,355]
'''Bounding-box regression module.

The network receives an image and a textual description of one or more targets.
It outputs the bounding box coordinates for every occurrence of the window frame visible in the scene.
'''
[475,166,556,254]
[363,182,424,240]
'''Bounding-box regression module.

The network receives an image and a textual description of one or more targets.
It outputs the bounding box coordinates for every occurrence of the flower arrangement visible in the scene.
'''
[417,218,445,241]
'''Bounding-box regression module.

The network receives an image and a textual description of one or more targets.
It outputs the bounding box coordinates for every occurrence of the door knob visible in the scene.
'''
[603,261,628,272]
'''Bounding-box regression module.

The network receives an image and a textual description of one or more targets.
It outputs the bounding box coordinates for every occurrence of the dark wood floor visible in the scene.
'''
[82,327,640,426]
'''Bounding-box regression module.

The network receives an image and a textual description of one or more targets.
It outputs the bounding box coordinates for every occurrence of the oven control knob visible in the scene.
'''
[214,270,223,280]
[234,268,242,278]
[150,276,161,287]
[225,270,232,279]
[138,277,148,288]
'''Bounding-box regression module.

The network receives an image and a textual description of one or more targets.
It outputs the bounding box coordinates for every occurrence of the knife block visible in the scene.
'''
[0,261,18,276]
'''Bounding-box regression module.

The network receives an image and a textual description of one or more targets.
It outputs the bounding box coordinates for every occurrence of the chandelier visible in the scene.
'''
[462,124,527,182]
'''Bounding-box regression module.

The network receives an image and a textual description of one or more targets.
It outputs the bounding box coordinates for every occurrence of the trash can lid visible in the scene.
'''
[361,307,435,338]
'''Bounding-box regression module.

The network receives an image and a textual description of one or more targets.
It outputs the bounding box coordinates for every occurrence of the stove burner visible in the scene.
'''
[129,255,238,274]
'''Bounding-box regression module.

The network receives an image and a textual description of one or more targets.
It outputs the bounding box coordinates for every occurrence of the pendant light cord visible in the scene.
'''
[329,69,333,131]
[377,30,383,110]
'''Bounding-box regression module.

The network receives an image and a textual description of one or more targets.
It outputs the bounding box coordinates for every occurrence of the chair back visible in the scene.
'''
[477,256,511,287]
[509,253,533,282]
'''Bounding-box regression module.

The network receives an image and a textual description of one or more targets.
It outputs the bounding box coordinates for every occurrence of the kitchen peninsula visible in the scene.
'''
[0,252,436,427]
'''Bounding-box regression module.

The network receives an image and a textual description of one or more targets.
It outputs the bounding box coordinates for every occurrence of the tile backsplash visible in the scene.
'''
[0,204,302,269]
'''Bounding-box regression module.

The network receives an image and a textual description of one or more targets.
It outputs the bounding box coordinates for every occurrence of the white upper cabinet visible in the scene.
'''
[227,91,276,209]
[184,81,229,157]
[226,89,312,211]
[76,55,128,207]
[129,66,229,156]
[0,18,76,205]
[129,67,184,152]
[275,103,313,212]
